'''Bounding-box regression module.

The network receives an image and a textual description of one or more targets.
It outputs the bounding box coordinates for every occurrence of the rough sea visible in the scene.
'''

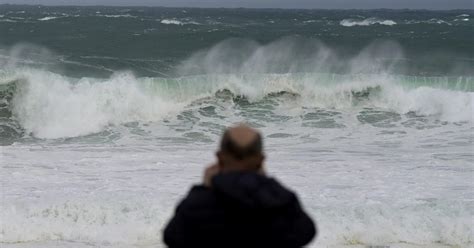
[0,5,473,248]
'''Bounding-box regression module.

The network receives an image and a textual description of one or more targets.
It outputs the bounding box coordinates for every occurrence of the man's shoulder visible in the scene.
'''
[211,172,297,210]
[175,185,224,223]
[180,185,218,209]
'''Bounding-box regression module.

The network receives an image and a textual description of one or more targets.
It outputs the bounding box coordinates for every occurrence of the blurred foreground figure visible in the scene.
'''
[164,124,316,248]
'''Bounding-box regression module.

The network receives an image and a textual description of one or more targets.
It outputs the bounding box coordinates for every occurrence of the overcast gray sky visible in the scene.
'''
[0,0,473,9]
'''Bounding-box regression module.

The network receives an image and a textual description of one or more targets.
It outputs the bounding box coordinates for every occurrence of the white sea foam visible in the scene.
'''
[160,19,199,25]
[7,70,183,139]
[99,14,136,18]
[407,19,453,25]
[0,18,17,23]
[426,18,452,25]
[1,200,170,245]
[10,16,26,20]
[1,199,472,246]
[160,19,183,25]
[1,130,473,247]
[38,16,59,21]
[340,18,397,27]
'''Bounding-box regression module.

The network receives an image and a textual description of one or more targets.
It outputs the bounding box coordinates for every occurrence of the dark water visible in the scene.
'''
[1,5,473,77]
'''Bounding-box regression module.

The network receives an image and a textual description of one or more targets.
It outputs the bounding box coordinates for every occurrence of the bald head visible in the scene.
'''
[217,125,264,172]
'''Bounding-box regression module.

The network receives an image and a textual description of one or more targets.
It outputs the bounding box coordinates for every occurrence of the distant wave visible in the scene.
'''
[160,19,200,25]
[38,16,59,21]
[426,18,452,25]
[340,18,397,27]
[406,19,453,25]
[161,19,182,25]
[0,18,17,23]
[100,14,136,18]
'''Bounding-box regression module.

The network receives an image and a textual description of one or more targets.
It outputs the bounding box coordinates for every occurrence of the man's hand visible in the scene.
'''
[203,164,220,187]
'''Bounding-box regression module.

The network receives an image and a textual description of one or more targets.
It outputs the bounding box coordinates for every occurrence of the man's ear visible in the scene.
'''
[252,154,265,170]
[258,154,265,165]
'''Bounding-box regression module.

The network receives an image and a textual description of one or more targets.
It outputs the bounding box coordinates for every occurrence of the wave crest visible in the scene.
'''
[1,69,472,139]
[340,18,397,27]
[160,19,199,25]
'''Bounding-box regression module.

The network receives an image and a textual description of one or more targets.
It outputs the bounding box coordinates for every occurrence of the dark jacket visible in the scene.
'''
[164,172,316,248]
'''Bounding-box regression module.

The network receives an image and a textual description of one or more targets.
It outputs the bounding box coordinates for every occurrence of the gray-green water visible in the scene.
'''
[1,6,473,77]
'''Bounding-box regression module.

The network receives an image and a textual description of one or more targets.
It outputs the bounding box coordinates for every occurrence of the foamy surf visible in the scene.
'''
[2,139,473,247]
[1,200,471,247]
[0,242,458,248]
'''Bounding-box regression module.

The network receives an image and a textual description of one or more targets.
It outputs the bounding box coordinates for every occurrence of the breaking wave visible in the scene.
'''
[160,19,199,25]
[340,18,397,27]
[160,19,183,25]
[38,16,60,21]
[0,38,472,140]
[0,69,472,139]
[98,14,137,18]
[406,18,453,25]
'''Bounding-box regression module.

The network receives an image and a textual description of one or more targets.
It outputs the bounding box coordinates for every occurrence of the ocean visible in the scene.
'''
[0,5,473,248]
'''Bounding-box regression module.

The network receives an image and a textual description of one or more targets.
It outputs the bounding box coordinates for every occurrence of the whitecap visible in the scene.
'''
[340,18,396,27]
[0,19,18,23]
[454,18,469,22]
[160,18,200,25]
[405,19,453,25]
[100,14,136,18]
[426,18,452,25]
[161,19,183,25]
[38,16,59,21]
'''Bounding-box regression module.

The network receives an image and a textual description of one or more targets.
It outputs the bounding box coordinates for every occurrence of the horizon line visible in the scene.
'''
[1,4,473,11]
